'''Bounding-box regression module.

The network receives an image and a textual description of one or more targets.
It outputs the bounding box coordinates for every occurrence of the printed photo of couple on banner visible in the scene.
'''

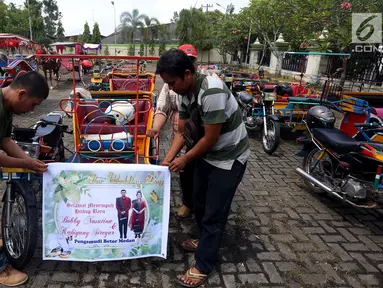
[116,189,146,240]
[42,163,171,262]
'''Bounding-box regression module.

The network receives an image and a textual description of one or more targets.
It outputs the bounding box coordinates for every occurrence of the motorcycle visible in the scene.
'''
[1,111,71,268]
[296,105,383,209]
[237,84,281,155]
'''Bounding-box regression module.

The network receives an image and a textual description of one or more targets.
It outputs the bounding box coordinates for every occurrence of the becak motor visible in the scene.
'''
[105,101,135,125]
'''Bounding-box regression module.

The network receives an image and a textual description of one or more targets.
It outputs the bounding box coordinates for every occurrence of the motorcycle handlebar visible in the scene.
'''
[354,122,381,128]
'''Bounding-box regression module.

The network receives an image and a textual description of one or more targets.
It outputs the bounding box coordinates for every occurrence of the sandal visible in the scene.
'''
[178,267,212,287]
[176,205,192,219]
[181,239,198,252]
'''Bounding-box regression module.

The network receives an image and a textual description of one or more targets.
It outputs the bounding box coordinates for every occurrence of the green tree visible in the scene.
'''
[56,12,65,41]
[92,22,101,43]
[143,16,160,55]
[28,0,49,45]
[119,9,147,52]
[128,44,134,55]
[214,13,248,64]
[0,1,8,32]
[171,11,179,23]
[104,45,110,55]
[6,3,29,37]
[158,42,166,56]
[81,21,91,43]
[43,0,59,37]
[177,9,192,44]
[139,43,145,56]
[149,41,155,56]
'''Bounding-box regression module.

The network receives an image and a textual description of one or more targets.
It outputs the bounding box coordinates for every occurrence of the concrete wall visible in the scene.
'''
[101,44,233,64]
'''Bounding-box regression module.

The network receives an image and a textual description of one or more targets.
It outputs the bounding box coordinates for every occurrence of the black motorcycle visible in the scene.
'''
[296,105,383,209]
[1,111,71,268]
[237,84,281,154]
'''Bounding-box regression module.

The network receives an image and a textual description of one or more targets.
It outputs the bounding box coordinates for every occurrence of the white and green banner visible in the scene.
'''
[42,163,171,262]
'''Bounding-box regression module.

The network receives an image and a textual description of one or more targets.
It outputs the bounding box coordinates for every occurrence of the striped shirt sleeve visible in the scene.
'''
[200,88,228,124]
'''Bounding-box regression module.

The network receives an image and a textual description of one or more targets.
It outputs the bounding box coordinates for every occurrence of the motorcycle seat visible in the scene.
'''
[34,114,63,138]
[312,128,361,154]
[238,92,253,105]
[42,114,62,124]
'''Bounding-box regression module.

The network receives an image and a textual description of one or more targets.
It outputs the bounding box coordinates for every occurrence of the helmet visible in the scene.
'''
[81,60,93,68]
[306,106,335,129]
[178,44,198,58]
[275,83,293,96]
[105,101,135,125]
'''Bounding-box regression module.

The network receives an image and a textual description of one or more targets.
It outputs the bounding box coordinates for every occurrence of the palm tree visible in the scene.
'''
[119,9,147,53]
[142,16,160,55]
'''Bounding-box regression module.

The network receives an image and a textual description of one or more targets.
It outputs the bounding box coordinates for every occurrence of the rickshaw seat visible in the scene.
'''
[110,78,151,91]
[77,100,151,135]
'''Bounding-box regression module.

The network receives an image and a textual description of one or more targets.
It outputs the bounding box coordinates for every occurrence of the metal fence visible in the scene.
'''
[324,55,344,78]
[282,53,308,73]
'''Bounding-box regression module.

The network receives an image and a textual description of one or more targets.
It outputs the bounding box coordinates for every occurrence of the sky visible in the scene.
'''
[5,0,250,37]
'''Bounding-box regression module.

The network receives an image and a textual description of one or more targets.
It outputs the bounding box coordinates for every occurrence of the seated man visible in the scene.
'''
[0,71,49,287]
[156,49,250,287]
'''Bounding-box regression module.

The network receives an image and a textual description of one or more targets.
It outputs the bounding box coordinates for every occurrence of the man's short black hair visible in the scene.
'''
[121,189,126,193]
[10,71,49,99]
[156,48,195,79]
[136,190,142,196]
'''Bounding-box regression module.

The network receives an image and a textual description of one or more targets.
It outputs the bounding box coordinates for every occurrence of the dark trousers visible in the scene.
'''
[179,159,196,209]
[193,159,247,274]
[118,218,128,238]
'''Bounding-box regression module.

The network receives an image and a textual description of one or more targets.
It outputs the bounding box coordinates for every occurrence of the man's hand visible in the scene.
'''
[168,157,187,172]
[146,128,160,139]
[161,159,170,166]
[25,159,48,174]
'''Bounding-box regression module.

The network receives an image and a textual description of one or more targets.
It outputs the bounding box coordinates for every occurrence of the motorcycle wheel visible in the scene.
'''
[262,118,280,155]
[303,147,326,194]
[2,181,37,269]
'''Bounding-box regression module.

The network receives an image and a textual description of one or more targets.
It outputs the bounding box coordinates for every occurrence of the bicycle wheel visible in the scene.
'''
[2,180,38,269]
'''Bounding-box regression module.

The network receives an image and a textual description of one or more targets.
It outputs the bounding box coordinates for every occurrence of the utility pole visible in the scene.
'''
[201,4,213,12]
[111,1,117,56]
[27,0,33,41]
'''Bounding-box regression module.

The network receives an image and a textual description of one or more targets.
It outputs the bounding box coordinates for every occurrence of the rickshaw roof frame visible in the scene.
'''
[34,54,160,61]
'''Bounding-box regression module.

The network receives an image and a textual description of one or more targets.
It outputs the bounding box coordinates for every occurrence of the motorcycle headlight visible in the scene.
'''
[264,92,277,101]
[16,142,40,159]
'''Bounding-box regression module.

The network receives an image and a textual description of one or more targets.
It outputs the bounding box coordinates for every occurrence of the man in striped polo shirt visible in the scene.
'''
[156,49,250,287]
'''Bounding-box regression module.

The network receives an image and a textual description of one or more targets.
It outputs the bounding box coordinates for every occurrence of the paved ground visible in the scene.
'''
[2,69,383,287]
